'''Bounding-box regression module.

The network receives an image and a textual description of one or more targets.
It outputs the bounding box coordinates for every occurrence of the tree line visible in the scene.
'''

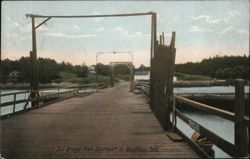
[175,55,249,79]
[1,55,249,84]
[1,57,132,83]
[1,57,88,83]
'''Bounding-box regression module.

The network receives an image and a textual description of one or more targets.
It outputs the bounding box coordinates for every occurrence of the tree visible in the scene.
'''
[175,55,249,80]
[114,65,130,75]
[38,58,60,83]
[96,63,110,76]
[74,64,88,77]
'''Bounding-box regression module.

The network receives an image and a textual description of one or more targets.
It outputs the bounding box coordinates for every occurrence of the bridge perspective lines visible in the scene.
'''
[1,82,198,158]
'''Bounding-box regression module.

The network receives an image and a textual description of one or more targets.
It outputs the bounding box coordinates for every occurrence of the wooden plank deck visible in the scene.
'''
[1,82,199,158]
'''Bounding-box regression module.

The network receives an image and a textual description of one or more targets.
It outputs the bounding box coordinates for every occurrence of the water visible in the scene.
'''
[174,85,249,94]
[173,86,249,158]
[175,112,233,158]
[0,87,96,116]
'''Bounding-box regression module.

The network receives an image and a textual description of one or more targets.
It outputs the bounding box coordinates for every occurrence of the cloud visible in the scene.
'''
[189,26,213,33]
[192,10,240,24]
[44,32,97,39]
[94,18,103,22]
[14,22,20,27]
[215,26,249,35]
[91,11,103,23]
[7,17,11,21]
[158,17,166,21]
[189,26,204,32]
[158,14,166,21]
[189,25,249,35]
[91,11,100,14]
[108,26,150,38]
[95,27,105,31]
[72,25,81,31]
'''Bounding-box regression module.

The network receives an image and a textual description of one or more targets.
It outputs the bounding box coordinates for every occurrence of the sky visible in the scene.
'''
[1,1,249,67]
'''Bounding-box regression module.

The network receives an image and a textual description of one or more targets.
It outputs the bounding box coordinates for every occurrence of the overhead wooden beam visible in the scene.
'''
[35,17,51,29]
[25,12,154,18]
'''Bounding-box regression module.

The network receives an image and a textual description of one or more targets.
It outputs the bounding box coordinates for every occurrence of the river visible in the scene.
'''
[1,86,249,158]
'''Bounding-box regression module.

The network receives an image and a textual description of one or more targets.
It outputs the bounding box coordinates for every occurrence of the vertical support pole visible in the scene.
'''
[150,14,154,110]
[171,96,176,131]
[13,94,16,113]
[129,64,134,92]
[58,87,60,97]
[160,35,162,45]
[110,65,112,87]
[110,64,114,87]
[164,31,176,131]
[153,13,157,56]
[132,65,134,92]
[30,17,39,107]
[96,53,98,85]
[150,13,157,110]
[235,79,248,157]
[170,32,176,48]
[162,32,165,45]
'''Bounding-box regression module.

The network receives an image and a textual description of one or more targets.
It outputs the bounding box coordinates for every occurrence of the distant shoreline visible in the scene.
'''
[0,82,94,90]
[1,79,249,90]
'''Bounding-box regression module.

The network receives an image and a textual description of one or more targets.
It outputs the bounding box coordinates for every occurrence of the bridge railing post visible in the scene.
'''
[234,79,248,157]
[171,96,177,131]
[13,94,16,113]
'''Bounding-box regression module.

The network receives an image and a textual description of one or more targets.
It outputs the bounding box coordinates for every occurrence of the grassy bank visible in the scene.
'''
[52,72,110,84]
[175,73,214,81]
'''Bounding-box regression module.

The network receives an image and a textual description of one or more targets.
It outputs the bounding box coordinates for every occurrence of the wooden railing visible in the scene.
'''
[134,80,150,101]
[133,79,249,158]
[0,83,108,119]
[172,79,249,158]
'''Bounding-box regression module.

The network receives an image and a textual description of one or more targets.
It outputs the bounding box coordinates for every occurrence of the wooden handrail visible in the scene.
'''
[175,95,235,122]
[174,94,249,127]
[0,91,29,97]
[173,79,249,158]
[1,99,31,108]
[176,110,236,157]
[0,86,99,110]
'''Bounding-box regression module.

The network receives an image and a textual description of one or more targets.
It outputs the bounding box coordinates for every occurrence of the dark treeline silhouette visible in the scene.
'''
[1,57,132,84]
[1,57,88,83]
[175,55,249,79]
[136,64,150,72]
[1,55,249,84]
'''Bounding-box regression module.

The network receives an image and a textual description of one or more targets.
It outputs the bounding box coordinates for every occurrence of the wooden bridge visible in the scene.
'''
[1,12,249,159]
[1,82,199,158]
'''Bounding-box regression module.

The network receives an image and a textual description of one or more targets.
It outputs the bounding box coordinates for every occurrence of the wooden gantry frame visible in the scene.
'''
[25,12,157,106]
[110,62,134,92]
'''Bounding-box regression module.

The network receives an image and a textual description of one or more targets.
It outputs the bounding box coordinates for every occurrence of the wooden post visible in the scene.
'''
[172,97,176,131]
[58,87,60,97]
[160,35,162,45]
[162,32,165,45]
[129,64,134,92]
[170,32,176,48]
[30,17,39,107]
[235,79,248,157]
[110,64,114,87]
[150,13,157,110]
[164,31,176,131]
[13,94,16,113]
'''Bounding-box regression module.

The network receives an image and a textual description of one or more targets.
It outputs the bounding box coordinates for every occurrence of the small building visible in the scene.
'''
[173,76,177,82]
[88,65,96,74]
[134,71,150,80]
[9,71,21,77]
[134,70,177,81]
[8,71,22,83]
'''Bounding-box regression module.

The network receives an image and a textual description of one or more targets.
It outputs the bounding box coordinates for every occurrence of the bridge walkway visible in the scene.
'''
[1,82,198,158]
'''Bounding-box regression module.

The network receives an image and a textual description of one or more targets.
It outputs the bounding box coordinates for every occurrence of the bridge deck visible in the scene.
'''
[1,82,199,158]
